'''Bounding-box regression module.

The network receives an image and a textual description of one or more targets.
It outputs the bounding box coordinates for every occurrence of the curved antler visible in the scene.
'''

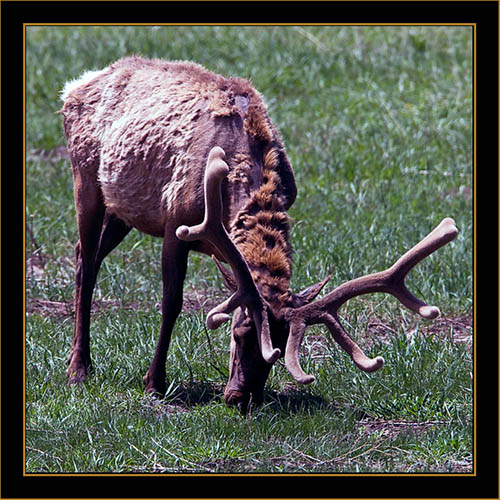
[176,146,280,364]
[285,217,458,384]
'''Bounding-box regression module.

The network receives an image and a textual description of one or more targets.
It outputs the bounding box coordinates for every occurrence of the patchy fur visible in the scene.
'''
[61,56,296,238]
[61,54,297,320]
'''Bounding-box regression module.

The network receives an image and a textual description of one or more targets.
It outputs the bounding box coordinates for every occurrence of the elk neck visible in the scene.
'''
[229,147,293,307]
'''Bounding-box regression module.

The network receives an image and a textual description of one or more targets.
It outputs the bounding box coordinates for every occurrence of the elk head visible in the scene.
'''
[177,147,459,412]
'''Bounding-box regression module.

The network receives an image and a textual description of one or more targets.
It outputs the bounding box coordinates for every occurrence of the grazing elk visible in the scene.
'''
[61,56,458,412]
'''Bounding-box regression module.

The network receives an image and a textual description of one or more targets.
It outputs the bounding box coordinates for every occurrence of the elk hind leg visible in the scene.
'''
[68,207,132,383]
[67,176,105,384]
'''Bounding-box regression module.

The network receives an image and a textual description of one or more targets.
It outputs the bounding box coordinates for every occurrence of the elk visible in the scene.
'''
[60,56,458,412]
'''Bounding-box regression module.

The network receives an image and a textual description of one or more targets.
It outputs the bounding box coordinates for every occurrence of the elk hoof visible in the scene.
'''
[66,363,90,385]
[143,372,166,397]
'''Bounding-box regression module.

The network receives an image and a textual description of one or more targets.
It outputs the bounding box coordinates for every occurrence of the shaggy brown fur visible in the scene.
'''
[61,56,298,404]
[230,146,294,305]
[61,56,295,238]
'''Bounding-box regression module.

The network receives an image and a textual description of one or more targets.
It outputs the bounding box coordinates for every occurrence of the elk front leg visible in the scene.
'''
[143,230,189,396]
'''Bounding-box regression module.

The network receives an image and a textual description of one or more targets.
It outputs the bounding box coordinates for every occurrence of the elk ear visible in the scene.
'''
[212,255,237,292]
[292,275,331,307]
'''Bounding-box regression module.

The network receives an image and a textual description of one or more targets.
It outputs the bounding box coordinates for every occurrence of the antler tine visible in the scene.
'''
[284,218,458,383]
[387,217,458,318]
[285,312,386,384]
[284,319,316,385]
[322,314,385,372]
[176,147,281,364]
[314,217,459,318]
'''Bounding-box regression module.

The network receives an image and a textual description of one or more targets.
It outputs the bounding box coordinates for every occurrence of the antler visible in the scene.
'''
[285,217,459,384]
[176,147,281,364]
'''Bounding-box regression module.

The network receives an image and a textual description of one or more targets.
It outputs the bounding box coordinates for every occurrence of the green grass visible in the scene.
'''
[26,25,472,473]
[26,310,472,473]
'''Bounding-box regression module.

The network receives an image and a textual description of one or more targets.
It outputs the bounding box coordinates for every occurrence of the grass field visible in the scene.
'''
[25,25,473,473]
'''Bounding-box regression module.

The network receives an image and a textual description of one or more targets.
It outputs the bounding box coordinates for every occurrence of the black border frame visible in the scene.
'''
[3,1,498,498]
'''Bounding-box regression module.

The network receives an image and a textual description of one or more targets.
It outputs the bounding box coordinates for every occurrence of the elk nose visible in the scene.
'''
[224,389,250,414]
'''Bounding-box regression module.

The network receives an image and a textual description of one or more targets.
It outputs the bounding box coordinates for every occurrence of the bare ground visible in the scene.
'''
[26,295,472,349]
[26,292,222,318]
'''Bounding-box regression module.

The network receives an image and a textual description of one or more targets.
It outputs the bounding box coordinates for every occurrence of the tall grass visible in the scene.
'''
[26,25,472,473]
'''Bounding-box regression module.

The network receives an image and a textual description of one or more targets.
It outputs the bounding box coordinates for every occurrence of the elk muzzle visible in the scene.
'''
[224,309,274,413]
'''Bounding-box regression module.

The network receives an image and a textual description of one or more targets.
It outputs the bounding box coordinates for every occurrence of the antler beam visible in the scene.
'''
[176,147,281,364]
[285,217,458,384]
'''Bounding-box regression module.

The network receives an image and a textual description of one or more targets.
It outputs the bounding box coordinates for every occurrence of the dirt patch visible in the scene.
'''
[26,253,46,280]
[25,240,472,346]
[181,289,223,315]
[26,298,142,318]
[294,314,472,361]
[26,295,473,356]
[358,418,445,439]
[26,239,223,317]
[26,290,223,319]
[426,314,472,345]
[366,314,472,348]
[356,419,473,473]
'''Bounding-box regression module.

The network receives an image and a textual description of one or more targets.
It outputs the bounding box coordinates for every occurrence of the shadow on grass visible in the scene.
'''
[148,380,334,416]
[264,388,331,414]
[170,381,225,406]
[147,381,225,414]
